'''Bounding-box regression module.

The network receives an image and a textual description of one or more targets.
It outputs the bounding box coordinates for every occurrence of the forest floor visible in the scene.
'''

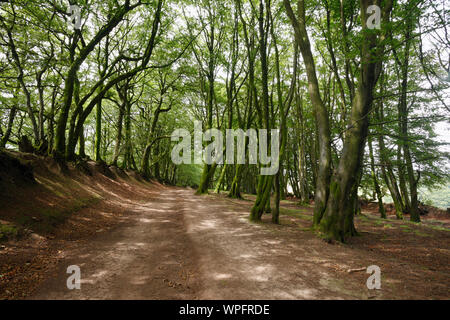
[0,151,449,300]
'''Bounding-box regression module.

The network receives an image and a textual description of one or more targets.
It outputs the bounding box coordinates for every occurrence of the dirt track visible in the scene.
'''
[29,187,365,300]
[28,184,449,300]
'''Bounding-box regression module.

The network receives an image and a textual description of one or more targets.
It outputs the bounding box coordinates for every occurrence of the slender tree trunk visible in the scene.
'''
[229,164,244,199]
[95,97,103,162]
[397,147,411,212]
[0,107,17,148]
[112,101,125,166]
[273,173,281,224]
[48,87,57,154]
[376,105,404,219]
[214,165,227,194]
[36,74,46,144]
[79,126,86,158]
[369,135,386,218]
[405,141,421,222]
[271,13,296,224]
[197,163,218,195]
[123,100,132,169]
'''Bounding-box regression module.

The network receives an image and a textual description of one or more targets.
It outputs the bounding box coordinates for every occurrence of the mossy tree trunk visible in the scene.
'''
[250,175,273,222]
[318,0,394,242]
[250,0,276,221]
[78,128,86,158]
[229,164,244,199]
[273,173,281,224]
[197,163,218,195]
[214,165,227,194]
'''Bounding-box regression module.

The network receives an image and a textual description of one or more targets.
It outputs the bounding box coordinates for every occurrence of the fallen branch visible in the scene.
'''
[347,267,366,274]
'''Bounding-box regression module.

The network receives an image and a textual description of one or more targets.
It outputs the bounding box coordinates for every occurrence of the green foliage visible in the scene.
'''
[419,184,450,209]
[0,224,18,242]
[175,164,203,188]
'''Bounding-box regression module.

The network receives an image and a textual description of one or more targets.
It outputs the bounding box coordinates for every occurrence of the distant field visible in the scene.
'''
[382,184,450,210]
[419,185,450,209]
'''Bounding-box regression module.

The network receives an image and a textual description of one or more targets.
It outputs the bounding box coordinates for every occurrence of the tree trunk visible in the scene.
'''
[250,175,273,221]
[318,0,394,242]
[229,164,244,199]
[0,107,17,148]
[112,101,125,166]
[214,165,227,194]
[79,126,86,158]
[369,135,386,218]
[197,163,218,195]
[395,13,421,223]
[376,106,404,219]
[95,98,103,161]
[196,19,217,195]
[250,0,275,221]
[284,0,332,226]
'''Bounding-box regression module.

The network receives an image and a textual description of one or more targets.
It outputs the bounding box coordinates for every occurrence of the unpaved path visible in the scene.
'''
[30,187,448,300]
[31,188,202,300]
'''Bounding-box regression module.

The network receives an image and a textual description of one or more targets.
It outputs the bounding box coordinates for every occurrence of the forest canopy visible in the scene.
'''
[0,0,449,242]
